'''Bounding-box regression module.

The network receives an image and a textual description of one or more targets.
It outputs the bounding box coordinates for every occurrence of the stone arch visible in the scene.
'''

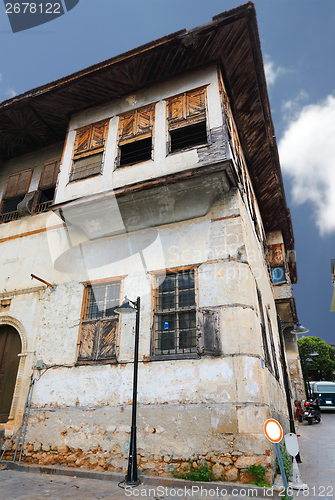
[0,316,28,421]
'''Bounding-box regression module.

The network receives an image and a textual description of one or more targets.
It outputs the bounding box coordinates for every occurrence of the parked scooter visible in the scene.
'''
[295,400,304,422]
[303,399,321,424]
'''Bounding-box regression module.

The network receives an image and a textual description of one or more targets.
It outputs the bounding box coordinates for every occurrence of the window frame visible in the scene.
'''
[116,104,155,168]
[0,168,34,223]
[256,288,273,372]
[76,277,124,365]
[69,119,109,183]
[34,158,60,214]
[151,266,199,360]
[166,86,210,154]
[266,312,280,380]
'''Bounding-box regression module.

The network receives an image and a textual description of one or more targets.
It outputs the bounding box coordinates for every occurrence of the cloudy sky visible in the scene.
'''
[0,0,334,344]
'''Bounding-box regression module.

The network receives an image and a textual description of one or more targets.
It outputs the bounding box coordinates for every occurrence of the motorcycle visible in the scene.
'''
[303,399,321,424]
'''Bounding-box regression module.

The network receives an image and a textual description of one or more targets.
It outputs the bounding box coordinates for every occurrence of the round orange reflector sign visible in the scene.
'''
[264,419,283,443]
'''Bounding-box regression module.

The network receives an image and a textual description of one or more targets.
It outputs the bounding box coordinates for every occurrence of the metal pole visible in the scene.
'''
[277,315,301,463]
[300,346,311,400]
[125,296,141,486]
[275,442,292,500]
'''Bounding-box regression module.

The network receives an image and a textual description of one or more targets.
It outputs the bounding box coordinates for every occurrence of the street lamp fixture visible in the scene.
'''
[115,296,141,486]
[290,323,309,335]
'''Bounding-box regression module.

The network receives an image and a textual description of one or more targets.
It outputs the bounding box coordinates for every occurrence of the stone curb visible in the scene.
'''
[0,460,283,499]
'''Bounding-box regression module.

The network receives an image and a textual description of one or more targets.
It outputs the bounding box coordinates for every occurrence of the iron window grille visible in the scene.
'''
[77,281,121,364]
[154,269,197,355]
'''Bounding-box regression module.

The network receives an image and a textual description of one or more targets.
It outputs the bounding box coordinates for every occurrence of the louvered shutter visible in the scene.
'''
[4,175,19,198]
[40,161,60,189]
[3,169,33,198]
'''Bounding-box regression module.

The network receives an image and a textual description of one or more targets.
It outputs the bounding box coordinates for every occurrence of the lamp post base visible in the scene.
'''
[124,478,141,487]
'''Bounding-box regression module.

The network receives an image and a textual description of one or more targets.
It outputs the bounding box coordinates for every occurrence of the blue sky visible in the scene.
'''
[0,0,334,344]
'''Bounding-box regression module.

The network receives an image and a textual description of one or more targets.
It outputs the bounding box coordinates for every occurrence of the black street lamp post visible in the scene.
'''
[116,296,141,486]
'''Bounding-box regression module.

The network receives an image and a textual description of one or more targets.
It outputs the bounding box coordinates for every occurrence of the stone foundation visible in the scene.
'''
[1,441,274,485]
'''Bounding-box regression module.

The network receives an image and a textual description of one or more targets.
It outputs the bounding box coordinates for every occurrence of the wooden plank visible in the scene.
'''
[98,320,117,359]
[77,322,97,361]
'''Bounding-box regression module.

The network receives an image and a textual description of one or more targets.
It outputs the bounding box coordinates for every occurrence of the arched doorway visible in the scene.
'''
[0,325,21,423]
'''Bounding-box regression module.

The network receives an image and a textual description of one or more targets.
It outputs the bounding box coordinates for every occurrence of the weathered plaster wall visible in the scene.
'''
[0,186,288,484]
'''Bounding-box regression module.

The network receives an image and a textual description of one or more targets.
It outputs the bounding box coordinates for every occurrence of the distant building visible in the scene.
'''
[0,3,303,483]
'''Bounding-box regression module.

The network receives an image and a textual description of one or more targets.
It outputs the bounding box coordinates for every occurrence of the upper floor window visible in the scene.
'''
[166,87,208,153]
[266,311,280,380]
[153,269,197,356]
[256,288,273,372]
[70,120,109,182]
[117,105,154,167]
[35,159,60,214]
[77,279,121,364]
[268,243,287,285]
[0,168,33,223]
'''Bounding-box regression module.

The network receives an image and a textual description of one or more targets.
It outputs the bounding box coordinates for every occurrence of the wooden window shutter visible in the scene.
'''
[118,105,154,144]
[187,88,206,118]
[98,319,117,360]
[40,160,60,189]
[75,128,91,156]
[74,120,108,159]
[137,107,153,134]
[91,122,107,150]
[77,322,98,362]
[120,113,135,140]
[3,169,33,198]
[268,243,285,267]
[167,88,206,126]
[167,95,184,123]
[71,120,108,182]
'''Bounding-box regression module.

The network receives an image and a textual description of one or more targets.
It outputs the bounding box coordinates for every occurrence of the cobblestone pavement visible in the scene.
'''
[294,411,335,499]
[0,470,274,500]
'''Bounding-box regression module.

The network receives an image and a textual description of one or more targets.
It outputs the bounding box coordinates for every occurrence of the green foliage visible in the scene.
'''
[246,464,270,487]
[275,444,292,480]
[171,461,216,482]
[298,336,335,382]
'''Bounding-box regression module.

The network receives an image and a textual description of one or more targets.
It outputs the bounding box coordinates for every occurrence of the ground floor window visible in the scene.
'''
[77,280,121,364]
[153,269,197,355]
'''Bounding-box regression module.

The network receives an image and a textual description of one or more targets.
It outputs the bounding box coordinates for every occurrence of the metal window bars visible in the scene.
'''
[154,270,197,355]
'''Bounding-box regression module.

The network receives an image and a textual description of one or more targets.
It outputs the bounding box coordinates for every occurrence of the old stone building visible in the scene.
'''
[0,3,303,483]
